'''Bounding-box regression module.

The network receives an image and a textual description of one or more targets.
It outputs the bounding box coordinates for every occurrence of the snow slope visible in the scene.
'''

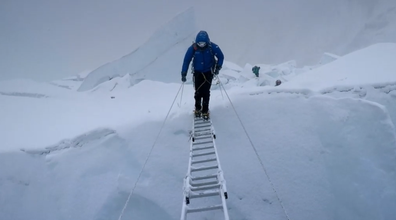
[77,8,196,91]
[78,2,396,92]
[285,43,396,91]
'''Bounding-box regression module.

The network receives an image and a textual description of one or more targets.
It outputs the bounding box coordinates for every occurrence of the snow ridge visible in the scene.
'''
[78,7,196,91]
[21,129,116,155]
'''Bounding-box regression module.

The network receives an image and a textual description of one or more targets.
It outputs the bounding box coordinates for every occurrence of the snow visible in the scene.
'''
[50,70,91,91]
[318,52,340,66]
[192,0,396,67]
[1,7,396,220]
[284,43,396,92]
[77,7,196,92]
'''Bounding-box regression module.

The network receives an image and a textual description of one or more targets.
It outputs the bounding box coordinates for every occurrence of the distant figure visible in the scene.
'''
[252,66,260,77]
[275,79,282,86]
[181,30,224,119]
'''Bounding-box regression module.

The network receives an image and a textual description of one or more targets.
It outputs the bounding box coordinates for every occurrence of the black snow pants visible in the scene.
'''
[193,71,213,113]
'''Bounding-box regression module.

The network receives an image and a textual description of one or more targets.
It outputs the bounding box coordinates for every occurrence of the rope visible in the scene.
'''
[195,72,212,92]
[214,75,224,99]
[117,83,184,220]
[218,79,291,220]
[178,82,185,107]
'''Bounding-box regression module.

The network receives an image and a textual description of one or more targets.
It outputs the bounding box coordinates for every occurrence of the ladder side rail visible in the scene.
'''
[212,138,228,194]
[183,135,195,197]
[181,119,198,220]
[220,185,230,220]
[181,197,188,220]
[212,133,230,219]
[211,124,216,138]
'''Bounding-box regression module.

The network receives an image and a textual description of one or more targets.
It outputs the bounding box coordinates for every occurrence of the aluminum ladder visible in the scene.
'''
[180,116,229,220]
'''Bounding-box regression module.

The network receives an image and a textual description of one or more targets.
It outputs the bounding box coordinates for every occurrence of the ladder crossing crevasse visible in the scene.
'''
[181,116,229,220]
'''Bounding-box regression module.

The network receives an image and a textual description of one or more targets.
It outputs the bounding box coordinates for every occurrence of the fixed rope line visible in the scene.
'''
[117,83,184,220]
[218,79,291,220]
[179,82,185,107]
[214,75,224,99]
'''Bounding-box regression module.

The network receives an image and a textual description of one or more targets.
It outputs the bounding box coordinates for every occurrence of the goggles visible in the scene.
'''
[196,41,207,48]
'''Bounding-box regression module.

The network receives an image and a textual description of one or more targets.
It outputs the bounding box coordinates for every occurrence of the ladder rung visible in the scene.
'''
[191,165,218,172]
[194,120,210,124]
[194,132,212,137]
[194,117,210,121]
[186,204,223,213]
[190,184,220,191]
[194,123,211,127]
[191,157,217,164]
[195,120,210,123]
[195,125,211,129]
[190,180,218,187]
[193,140,212,145]
[191,174,217,181]
[192,146,214,152]
[192,151,215,157]
[194,135,212,140]
[194,128,211,133]
[195,124,210,127]
[189,191,220,199]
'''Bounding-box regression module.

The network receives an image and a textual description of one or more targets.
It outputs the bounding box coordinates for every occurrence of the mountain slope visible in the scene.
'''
[78,8,196,91]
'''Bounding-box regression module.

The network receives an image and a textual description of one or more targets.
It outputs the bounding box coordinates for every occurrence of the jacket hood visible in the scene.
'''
[195,30,210,44]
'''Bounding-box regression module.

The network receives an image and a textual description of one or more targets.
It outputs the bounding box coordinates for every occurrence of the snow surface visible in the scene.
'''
[1,9,396,220]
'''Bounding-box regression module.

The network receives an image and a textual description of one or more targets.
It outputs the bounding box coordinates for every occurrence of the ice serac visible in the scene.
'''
[286,43,396,92]
[77,7,196,92]
[318,52,340,65]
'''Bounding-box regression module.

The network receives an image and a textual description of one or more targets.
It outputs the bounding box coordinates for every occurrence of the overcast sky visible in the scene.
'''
[0,0,192,81]
[1,0,395,82]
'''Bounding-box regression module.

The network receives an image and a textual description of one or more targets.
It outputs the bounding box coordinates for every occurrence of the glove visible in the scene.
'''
[181,75,186,82]
[214,65,221,75]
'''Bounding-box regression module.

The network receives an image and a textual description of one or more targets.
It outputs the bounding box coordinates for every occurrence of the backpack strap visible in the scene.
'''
[192,42,216,73]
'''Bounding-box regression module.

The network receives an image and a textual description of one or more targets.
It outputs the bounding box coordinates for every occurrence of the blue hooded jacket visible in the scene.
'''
[181,31,224,76]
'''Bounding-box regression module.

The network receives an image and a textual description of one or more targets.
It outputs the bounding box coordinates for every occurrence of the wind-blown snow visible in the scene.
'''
[1,7,396,220]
